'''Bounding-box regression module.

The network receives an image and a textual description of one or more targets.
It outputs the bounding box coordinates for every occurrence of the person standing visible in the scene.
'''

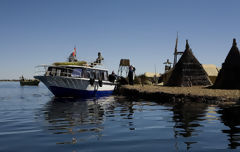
[128,65,135,85]
[109,71,117,83]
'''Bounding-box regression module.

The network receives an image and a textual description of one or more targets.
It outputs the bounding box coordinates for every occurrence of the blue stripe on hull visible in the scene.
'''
[48,86,113,97]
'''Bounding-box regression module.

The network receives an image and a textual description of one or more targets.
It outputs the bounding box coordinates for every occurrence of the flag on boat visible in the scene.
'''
[68,47,78,62]
[73,47,76,56]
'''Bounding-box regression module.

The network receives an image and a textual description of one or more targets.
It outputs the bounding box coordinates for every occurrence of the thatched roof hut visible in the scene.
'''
[165,40,211,87]
[161,68,173,85]
[213,39,240,89]
[144,72,161,78]
[202,64,220,84]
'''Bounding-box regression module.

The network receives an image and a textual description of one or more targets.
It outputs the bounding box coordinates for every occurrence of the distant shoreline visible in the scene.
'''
[0,80,20,82]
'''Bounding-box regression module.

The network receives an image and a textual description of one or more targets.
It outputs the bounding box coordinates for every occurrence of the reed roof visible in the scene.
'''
[144,72,161,78]
[202,64,219,76]
[213,39,240,89]
[165,40,211,87]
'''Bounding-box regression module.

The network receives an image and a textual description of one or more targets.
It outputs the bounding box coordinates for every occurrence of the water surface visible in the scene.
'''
[0,82,239,151]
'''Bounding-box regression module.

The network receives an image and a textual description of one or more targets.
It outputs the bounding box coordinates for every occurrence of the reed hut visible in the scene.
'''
[144,72,161,84]
[213,39,240,89]
[202,64,220,84]
[144,72,161,78]
[161,68,173,85]
[165,40,211,87]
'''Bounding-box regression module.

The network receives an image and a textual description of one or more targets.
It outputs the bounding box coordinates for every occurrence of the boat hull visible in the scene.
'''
[48,86,113,97]
[20,80,40,86]
[34,76,115,97]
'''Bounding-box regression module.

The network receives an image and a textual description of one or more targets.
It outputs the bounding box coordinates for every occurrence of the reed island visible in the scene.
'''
[117,38,240,105]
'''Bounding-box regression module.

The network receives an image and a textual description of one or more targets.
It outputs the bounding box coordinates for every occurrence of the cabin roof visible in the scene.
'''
[48,65,109,71]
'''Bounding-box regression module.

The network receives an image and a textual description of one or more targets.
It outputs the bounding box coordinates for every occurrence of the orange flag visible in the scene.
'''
[73,47,76,56]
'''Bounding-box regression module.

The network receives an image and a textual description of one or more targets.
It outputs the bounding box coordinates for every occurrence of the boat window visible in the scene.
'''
[47,67,52,72]
[45,71,50,76]
[81,68,108,79]
[71,68,83,78]
[45,67,51,76]
[82,69,86,78]
[85,69,91,78]
[100,71,104,80]
[91,70,96,79]
[51,68,56,76]
[66,69,71,77]
[104,71,108,81]
[95,70,100,80]
[57,69,61,76]
[46,67,54,76]
[61,69,67,77]
[99,70,105,80]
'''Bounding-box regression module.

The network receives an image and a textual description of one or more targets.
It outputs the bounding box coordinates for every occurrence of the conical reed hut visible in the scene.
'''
[213,39,240,89]
[165,40,211,87]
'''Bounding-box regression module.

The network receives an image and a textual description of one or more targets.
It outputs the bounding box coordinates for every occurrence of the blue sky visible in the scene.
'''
[0,0,240,79]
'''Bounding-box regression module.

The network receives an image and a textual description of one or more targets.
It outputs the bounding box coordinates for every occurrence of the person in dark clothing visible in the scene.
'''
[109,71,117,83]
[95,52,104,64]
[128,65,135,85]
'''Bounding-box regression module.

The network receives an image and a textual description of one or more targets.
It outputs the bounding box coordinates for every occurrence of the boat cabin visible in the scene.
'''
[45,66,109,81]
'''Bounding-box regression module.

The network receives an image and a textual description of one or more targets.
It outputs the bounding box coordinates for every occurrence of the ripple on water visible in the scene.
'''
[1,82,240,151]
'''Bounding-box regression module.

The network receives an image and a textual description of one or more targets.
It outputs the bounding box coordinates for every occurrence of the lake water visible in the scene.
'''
[0,82,240,152]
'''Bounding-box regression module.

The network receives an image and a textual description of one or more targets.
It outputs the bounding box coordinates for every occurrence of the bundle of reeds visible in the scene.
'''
[53,61,87,66]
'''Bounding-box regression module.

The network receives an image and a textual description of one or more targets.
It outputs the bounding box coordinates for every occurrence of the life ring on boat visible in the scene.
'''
[99,80,103,87]
[89,78,95,86]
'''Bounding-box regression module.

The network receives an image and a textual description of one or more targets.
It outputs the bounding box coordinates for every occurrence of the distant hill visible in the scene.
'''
[0,79,19,82]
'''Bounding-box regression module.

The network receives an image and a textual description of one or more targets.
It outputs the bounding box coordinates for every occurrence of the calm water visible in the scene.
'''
[0,82,240,152]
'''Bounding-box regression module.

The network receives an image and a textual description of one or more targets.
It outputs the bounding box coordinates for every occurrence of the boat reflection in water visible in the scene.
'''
[219,106,240,149]
[37,96,240,151]
[41,96,116,143]
[39,96,139,145]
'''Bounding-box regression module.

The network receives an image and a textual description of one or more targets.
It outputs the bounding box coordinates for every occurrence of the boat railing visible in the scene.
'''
[34,65,111,82]
[34,65,85,78]
[34,65,49,76]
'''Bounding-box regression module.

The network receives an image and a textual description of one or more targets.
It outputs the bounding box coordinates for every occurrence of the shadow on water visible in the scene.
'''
[170,102,208,150]
[218,106,240,149]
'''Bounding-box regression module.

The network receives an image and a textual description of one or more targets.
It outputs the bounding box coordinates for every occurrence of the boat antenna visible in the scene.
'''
[154,64,157,84]
[154,64,157,77]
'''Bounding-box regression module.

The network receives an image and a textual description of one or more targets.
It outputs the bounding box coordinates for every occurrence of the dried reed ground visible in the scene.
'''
[123,85,240,99]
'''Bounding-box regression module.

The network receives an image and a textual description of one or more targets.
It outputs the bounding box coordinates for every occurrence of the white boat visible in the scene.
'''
[34,51,116,97]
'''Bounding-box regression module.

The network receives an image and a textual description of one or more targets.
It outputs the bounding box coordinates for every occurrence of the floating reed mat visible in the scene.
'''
[53,61,87,66]
[118,85,240,104]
